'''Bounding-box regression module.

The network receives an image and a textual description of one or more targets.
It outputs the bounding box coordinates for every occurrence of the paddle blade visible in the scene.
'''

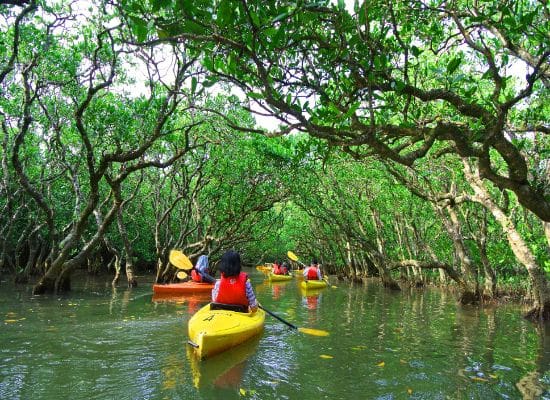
[169,250,193,270]
[298,327,330,337]
[176,271,187,280]
[287,251,299,261]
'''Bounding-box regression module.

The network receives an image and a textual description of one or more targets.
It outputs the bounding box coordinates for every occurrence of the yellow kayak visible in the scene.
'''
[188,303,265,360]
[301,279,328,290]
[256,265,271,274]
[268,273,293,282]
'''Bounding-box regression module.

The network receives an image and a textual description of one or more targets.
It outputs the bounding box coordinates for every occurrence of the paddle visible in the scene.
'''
[169,249,194,270]
[287,251,335,288]
[258,305,329,337]
[287,251,306,268]
[176,271,188,280]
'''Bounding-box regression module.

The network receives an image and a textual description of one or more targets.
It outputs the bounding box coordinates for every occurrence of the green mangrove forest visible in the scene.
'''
[1,0,549,320]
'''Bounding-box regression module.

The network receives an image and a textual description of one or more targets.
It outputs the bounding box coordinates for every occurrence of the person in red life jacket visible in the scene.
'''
[212,250,258,312]
[191,255,216,283]
[272,260,284,275]
[303,259,322,280]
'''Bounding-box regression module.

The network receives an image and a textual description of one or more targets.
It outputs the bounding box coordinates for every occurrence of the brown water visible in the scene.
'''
[1,270,549,399]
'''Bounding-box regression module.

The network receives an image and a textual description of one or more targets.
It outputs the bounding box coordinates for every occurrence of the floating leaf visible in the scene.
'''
[400,359,408,364]
[377,361,385,367]
[4,319,18,323]
[298,327,329,336]
[239,388,246,396]
[407,388,413,395]
[320,354,333,359]
[471,376,489,382]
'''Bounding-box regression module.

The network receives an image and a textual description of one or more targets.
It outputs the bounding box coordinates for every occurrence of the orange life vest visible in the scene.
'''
[213,272,249,306]
[307,266,320,280]
[191,269,202,283]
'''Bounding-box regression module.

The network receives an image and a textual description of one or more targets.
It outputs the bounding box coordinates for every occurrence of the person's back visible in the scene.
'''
[212,250,258,312]
[192,255,215,283]
[304,260,322,280]
[281,262,290,275]
[273,261,283,275]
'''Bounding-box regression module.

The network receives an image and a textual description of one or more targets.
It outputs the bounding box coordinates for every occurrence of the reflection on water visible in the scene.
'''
[0,271,549,399]
[187,336,261,389]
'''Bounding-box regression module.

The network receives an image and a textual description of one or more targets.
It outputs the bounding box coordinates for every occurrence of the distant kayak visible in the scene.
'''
[256,265,272,274]
[301,279,328,290]
[188,303,265,359]
[268,273,293,282]
[152,281,214,295]
[294,270,304,279]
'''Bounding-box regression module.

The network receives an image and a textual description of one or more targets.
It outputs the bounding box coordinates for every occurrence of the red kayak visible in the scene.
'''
[153,281,214,295]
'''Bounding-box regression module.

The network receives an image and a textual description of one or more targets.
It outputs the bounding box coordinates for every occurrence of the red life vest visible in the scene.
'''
[307,266,320,280]
[213,272,249,306]
[273,264,283,275]
[191,269,202,283]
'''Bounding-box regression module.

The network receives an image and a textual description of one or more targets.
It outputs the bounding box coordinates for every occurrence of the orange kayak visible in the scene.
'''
[153,281,214,295]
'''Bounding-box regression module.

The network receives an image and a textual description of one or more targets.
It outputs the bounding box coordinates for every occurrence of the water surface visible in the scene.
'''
[1,270,549,399]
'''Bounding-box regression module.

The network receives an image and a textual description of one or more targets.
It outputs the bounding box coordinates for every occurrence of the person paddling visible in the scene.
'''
[272,260,284,275]
[212,250,258,312]
[303,259,322,281]
[191,255,216,283]
[281,261,290,275]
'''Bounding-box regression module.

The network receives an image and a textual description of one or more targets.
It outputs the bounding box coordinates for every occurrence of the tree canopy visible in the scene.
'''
[1,0,548,318]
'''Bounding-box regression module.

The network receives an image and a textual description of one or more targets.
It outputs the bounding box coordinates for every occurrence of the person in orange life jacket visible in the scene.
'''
[212,250,258,312]
[303,259,322,280]
[191,255,216,283]
[272,260,284,275]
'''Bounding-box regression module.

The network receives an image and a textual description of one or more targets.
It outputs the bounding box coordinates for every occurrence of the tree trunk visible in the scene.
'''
[111,254,121,287]
[463,160,550,320]
[436,205,479,304]
[545,221,550,249]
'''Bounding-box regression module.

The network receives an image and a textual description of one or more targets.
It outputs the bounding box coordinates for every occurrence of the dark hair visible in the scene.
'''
[219,250,241,277]
[312,259,318,265]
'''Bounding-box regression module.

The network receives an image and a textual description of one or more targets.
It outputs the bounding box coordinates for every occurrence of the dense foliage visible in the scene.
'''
[0,0,548,318]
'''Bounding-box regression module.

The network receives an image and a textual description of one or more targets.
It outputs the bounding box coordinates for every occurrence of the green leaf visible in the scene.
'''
[249,10,261,26]
[447,57,462,75]
[217,1,233,26]
[157,29,170,39]
[202,76,218,87]
[181,20,206,35]
[191,77,197,93]
[150,0,172,12]
[129,16,148,43]
[247,92,265,100]
[343,102,360,119]
[411,45,422,57]
[272,12,289,23]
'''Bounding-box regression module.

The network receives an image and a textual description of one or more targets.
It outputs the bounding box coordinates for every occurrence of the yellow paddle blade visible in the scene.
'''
[287,251,299,261]
[169,250,193,270]
[176,271,187,280]
[298,327,330,336]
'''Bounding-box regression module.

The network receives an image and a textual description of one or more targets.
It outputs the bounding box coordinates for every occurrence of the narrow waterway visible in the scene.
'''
[1,269,549,399]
